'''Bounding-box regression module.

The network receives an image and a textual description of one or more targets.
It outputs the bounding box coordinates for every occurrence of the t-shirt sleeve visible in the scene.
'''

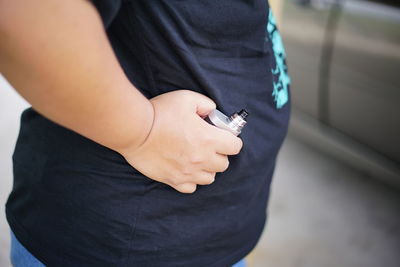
[89,0,122,28]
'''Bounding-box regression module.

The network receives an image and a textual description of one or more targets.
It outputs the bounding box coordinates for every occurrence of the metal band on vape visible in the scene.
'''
[207,109,248,136]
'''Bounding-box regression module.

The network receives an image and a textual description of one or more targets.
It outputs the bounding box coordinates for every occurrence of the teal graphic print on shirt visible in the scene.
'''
[266,9,290,109]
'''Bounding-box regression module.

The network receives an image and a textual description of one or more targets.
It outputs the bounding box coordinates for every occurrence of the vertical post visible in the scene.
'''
[318,0,343,125]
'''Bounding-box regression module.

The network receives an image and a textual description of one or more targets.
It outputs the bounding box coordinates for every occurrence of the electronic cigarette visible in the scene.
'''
[205,109,248,136]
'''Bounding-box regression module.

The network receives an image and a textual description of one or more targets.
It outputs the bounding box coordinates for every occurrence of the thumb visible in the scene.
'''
[193,93,216,117]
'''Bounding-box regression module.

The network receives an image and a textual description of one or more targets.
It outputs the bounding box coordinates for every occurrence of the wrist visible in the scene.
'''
[132,98,156,150]
[114,96,155,156]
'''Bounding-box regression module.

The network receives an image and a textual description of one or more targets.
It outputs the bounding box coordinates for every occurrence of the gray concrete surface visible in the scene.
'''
[1,75,399,266]
[250,137,400,267]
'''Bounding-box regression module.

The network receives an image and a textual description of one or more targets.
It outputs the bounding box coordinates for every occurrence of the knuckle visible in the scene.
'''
[222,158,230,172]
[234,138,243,154]
[168,174,184,186]
[199,132,213,146]
[208,173,216,183]
[180,165,192,175]
[179,184,197,194]
[188,154,203,164]
[202,172,216,185]
[168,177,179,186]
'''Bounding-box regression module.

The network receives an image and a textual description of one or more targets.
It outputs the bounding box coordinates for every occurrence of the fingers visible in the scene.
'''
[171,171,215,194]
[191,92,216,118]
[169,153,227,193]
[193,171,216,185]
[206,125,243,156]
[175,170,215,186]
[172,183,197,194]
[203,153,230,173]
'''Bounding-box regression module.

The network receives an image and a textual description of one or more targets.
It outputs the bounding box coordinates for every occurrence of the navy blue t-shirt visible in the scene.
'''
[6,0,291,266]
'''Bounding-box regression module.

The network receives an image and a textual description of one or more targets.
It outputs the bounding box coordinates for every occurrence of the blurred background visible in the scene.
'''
[1,0,399,266]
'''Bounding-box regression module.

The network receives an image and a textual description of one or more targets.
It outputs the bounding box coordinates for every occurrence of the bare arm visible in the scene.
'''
[0,0,154,152]
[0,0,243,194]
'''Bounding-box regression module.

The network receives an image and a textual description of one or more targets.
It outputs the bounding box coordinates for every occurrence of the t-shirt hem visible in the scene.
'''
[6,208,267,267]
[6,210,68,266]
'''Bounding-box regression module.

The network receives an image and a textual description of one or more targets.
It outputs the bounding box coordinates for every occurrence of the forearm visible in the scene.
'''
[0,0,154,152]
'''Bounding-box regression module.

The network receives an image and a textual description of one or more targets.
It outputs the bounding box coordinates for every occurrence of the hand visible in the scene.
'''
[118,90,243,193]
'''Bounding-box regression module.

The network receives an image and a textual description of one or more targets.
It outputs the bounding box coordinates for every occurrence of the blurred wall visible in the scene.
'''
[269,0,284,25]
[0,75,29,266]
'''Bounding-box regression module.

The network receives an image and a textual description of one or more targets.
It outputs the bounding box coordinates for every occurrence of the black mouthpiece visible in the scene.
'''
[238,109,249,120]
